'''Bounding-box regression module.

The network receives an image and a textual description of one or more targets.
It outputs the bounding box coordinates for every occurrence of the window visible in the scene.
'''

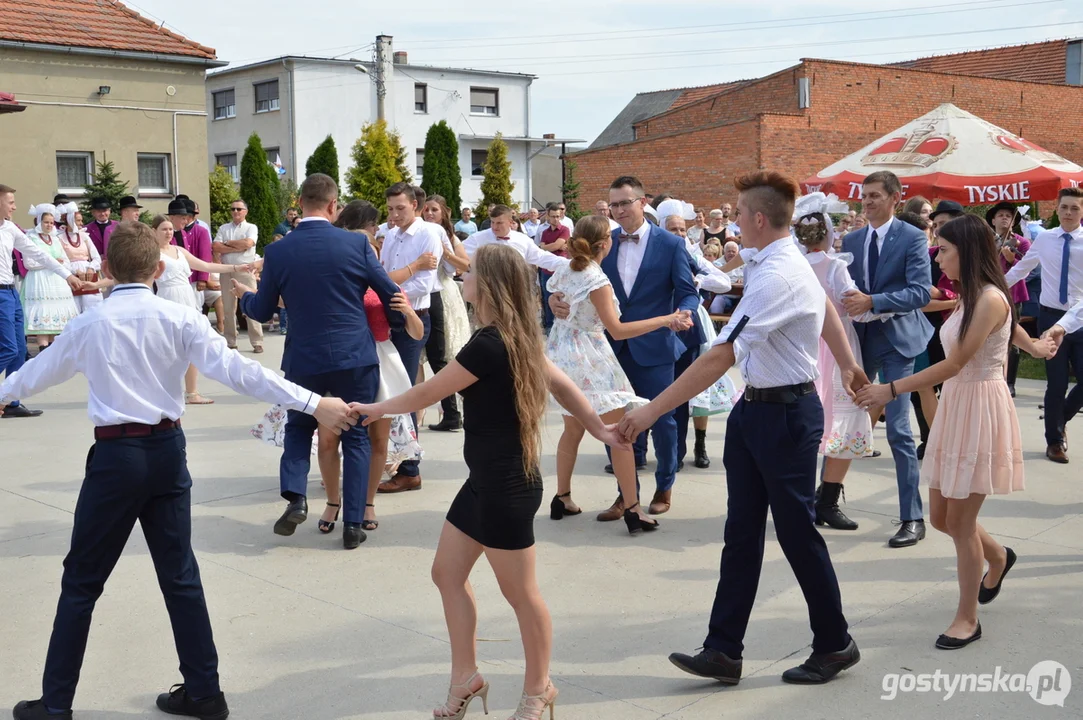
[414,83,428,113]
[254,80,279,113]
[216,153,239,182]
[264,147,280,164]
[471,149,488,177]
[213,88,235,120]
[137,153,171,194]
[416,149,425,177]
[469,87,498,116]
[55,151,94,193]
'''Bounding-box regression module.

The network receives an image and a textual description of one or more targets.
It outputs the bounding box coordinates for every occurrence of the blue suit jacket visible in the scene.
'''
[601,225,701,366]
[240,219,404,378]
[842,219,933,360]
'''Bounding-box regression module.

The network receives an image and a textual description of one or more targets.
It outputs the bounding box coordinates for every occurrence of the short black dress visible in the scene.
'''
[445,326,543,550]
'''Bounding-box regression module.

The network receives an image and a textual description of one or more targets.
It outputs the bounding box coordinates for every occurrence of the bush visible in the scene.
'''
[476,133,515,222]
[208,165,240,233]
[305,135,340,186]
[344,120,404,216]
[239,132,280,252]
[420,121,462,218]
[562,158,584,221]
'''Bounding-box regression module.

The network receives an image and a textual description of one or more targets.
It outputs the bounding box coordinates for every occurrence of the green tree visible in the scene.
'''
[344,120,403,213]
[208,165,240,232]
[475,133,515,222]
[562,157,584,221]
[305,135,340,186]
[80,159,131,219]
[420,121,463,218]
[274,177,299,216]
[239,132,280,252]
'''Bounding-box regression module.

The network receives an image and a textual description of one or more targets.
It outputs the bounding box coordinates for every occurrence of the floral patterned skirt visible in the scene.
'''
[814,323,873,459]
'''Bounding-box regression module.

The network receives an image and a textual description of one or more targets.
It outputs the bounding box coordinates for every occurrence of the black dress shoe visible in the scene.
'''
[916,442,926,460]
[1,404,43,418]
[668,648,742,685]
[342,522,367,549]
[935,623,981,650]
[428,415,462,432]
[273,497,308,536]
[781,638,860,684]
[13,700,71,719]
[888,520,926,548]
[156,684,229,719]
[978,547,1016,605]
[676,459,684,472]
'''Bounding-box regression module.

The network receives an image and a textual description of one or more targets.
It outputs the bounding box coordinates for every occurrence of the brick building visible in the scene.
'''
[572,40,1083,212]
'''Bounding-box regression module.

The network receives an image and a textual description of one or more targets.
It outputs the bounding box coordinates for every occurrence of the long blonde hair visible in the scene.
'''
[472,244,548,476]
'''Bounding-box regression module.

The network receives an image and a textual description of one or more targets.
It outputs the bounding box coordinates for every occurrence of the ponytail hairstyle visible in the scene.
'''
[568,215,612,271]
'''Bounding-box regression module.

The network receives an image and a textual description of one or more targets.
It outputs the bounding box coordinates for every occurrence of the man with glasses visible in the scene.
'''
[213,200,263,352]
[556,202,574,232]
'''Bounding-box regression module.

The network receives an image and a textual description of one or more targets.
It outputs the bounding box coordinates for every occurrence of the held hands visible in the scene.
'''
[549,292,571,320]
[598,423,634,452]
[1040,325,1066,354]
[1030,333,1059,359]
[347,402,386,427]
[841,289,873,317]
[618,405,660,442]
[839,365,871,402]
[312,397,361,435]
[231,278,257,299]
[854,382,893,411]
[65,275,86,293]
[668,309,694,332]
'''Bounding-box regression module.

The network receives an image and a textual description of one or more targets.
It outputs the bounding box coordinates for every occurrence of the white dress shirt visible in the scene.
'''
[0,284,318,424]
[463,228,569,273]
[381,217,443,310]
[616,220,651,293]
[1004,225,1083,311]
[685,238,731,294]
[522,219,541,240]
[861,216,893,292]
[714,236,827,388]
[560,216,575,232]
[213,220,259,264]
[1056,296,1083,334]
[1,219,72,284]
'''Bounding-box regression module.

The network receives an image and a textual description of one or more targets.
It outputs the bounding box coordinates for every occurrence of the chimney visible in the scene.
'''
[393,51,408,65]
[543,133,555,139]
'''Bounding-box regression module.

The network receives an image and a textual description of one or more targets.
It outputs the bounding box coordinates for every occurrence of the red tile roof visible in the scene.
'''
[891,39,1068,85]
[0,0,217,60]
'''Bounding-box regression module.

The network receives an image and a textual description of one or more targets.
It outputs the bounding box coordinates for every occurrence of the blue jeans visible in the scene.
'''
[861,324,922,522]
[539,269,554,330]
[390,312,432,477]
[0,286,28,407]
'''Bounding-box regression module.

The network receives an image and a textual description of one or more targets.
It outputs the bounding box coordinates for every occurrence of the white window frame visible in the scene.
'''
[213,88,236,120]
[216,153,239,182]
[254,79,280,114]
[416,148,425,177]
[137,153,172,195]
[55,151,94,195]
[414,83,428,113]
[469,87,499,117]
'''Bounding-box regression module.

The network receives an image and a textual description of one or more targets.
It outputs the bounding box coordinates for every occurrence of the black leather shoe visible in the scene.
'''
[814,483,858,531]
[978,547,1016,605]
[693,447,710,469]
[13,700,71,719]
[668,648,742,685]
[273,497,308,536]
[1,404,43,418]
[342,522,367,549]
[888,520,926,548]
[605,461,646,474]
[156,684,229,719]
[936,623,981,650]
[428,415,462,432]
[916,442,926,460]
[676,460,685,472]
[781,638,860,684]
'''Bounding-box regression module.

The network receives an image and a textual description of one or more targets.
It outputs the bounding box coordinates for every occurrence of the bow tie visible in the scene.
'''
[619,233,640,244]
[496,236,511,241]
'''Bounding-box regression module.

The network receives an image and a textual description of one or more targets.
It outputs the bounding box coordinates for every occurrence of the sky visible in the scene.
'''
[130,0,1079,147]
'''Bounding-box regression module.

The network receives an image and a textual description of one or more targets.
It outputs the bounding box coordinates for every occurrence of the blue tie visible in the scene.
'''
[867,230,879,291]
[1060,232,1072,305]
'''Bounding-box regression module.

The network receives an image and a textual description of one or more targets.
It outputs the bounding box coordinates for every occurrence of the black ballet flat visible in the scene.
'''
[978,547,1016,605]
[935,623,981,650]
[550,492,582,520]
[361,503,379,531]
[623,503,659,535]
[318,502,340,534]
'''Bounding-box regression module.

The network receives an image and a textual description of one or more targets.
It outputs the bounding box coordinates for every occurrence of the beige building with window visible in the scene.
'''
[0,0,223,217]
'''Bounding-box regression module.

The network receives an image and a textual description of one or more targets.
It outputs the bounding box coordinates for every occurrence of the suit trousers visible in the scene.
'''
[1039,306,1083,446]
[42,430,219,709]
[539,269,555,330]
[424,291,458,419]
[219,270,264,349]
[0,287,28,407]
[674,343,699,464]
[281,366,380,524]
[615,345,678,492]
[705,394,850,658]
[860,323,922,522]
[391,313,432,477]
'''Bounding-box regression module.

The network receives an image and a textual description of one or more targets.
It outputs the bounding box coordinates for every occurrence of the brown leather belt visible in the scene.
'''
[94,419,181,440]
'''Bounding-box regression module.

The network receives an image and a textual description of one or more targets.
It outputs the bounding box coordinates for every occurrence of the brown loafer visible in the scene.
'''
[596,496,625,522]
[1046,444,1069,464]
[649,489,672,515]
[377,473,422,493]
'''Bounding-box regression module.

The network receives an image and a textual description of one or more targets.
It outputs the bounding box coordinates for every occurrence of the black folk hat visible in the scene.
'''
[118,195,143,210]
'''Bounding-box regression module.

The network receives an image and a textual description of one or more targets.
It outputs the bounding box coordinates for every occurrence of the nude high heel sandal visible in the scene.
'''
[433,672,489,719]
[507,682,557,720]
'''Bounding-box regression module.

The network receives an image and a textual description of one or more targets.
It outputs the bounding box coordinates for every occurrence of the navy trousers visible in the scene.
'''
[281,366,380,524]
[615,346,678,491]
[704,394,850,659]
[390,312,431,478]
[539,269,555,330]
[674,343,700,464]
[42,430,219,709]
[0,286,28,407]
[1039,305,1083,446]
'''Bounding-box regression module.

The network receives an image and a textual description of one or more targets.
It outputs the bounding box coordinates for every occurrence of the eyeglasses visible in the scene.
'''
[609,198,642,211]
[230,207,245,211]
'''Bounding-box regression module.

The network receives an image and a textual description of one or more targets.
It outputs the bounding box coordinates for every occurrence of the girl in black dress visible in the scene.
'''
[352,243,628,720]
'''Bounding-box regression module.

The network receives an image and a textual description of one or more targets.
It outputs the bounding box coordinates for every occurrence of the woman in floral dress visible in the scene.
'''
[21,204,79,351]
[545,215,691,534]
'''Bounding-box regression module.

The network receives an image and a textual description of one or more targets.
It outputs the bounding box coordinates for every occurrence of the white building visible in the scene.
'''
[205,37,578,210]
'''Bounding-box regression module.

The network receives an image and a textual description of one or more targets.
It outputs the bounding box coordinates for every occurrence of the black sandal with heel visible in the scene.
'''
[550,492,582,520]
[318,502,340,534]
[623,502,660,535]
[361,503,379,531]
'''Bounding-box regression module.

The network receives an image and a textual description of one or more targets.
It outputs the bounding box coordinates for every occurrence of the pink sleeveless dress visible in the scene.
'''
[921,287,1024,498]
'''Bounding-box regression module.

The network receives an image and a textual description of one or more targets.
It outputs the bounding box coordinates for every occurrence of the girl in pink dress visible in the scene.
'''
[857,215,1055,651]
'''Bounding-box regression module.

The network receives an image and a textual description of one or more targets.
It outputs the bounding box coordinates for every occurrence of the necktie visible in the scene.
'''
[867,230,879,291]
[620,233,640,244]
[1060,232,1072,305]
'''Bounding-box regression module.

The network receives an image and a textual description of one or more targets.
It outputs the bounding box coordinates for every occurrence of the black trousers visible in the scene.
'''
[424,291,459,419]
[42,429,219,709]
[705,394,850,658]
[1039,306,1083,446]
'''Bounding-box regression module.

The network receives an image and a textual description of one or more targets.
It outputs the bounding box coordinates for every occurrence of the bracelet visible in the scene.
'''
[890,381,898,399]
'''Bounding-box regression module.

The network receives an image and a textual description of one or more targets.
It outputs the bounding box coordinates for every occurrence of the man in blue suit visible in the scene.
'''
[840,171,932,548]
[235,174,403,549]
[552,176,698,519]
